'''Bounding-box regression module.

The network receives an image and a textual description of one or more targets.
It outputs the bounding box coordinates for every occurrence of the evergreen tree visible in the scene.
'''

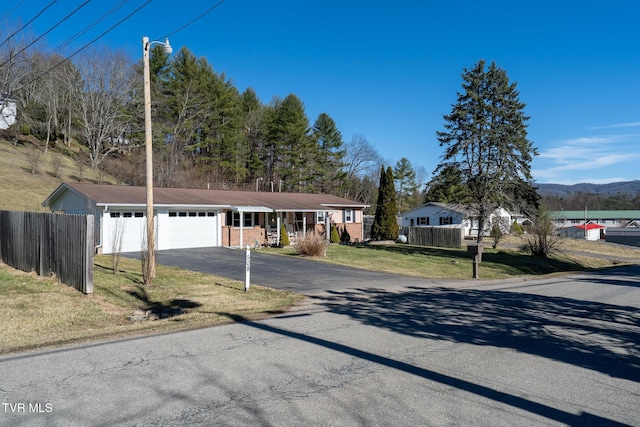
[424,164,469,203]
[371,166,399,240]
[393,157,418,212]
[264,94,312,192]
[240,88,266,187]
[311,113,347,194]
[436,60,538,242]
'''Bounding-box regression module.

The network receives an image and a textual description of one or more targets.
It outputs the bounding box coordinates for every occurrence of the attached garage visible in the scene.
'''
[104,210,147,253]
[165,211,218,249]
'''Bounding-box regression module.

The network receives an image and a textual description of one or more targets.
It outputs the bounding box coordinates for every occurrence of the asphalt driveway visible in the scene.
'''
[143,246,436,295]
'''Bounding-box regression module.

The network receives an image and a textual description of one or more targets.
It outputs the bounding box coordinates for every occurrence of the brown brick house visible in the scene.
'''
[43,182,368,254]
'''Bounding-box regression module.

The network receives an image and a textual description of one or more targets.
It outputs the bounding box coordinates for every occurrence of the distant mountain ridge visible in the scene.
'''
[536,180,640,196]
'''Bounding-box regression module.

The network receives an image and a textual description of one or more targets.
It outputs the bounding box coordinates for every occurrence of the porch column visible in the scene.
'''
[303,215,306,236]
[276,216,281,246]
[325,214,330,243]
[238,209,244,248]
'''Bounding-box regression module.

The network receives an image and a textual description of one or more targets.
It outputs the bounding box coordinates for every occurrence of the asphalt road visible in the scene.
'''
[1,249,639,426]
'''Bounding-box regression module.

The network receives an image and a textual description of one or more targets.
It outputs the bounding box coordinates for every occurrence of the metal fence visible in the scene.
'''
[400,226,463,248]
[0,210,94,294]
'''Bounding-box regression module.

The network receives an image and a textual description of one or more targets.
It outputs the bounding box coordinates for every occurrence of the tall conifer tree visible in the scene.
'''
[436,60,538,242]
[371,166,399,240]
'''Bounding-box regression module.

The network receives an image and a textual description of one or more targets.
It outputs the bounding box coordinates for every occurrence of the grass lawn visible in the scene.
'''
[0,256,303,355]
[267,234,640,280]
[1,235,638,355]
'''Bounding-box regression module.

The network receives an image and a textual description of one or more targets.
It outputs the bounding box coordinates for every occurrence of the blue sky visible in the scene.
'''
[2,1,639,185]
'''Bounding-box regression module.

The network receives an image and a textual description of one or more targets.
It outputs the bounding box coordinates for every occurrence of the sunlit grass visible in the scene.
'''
[0,256,303,355]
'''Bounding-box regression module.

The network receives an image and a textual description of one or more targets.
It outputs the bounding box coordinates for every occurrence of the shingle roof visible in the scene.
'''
[44,182,368,211]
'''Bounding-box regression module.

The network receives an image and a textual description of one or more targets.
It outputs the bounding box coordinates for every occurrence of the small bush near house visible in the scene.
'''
[279,225,290,247]
[330,225,340,243]
[340,226,351,244]
[511,221,524,234]
[295,232,328,257]
[490,221,504,249]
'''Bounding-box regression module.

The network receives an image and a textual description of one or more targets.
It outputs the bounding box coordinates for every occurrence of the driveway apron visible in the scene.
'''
[140,247,436,295]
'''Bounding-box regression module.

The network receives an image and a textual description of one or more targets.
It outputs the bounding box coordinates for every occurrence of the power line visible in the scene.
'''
[0,0,58,49]
[0,0,90,70]
[46,0,133,59]
[160,0,225,40]
[12,0,152,93]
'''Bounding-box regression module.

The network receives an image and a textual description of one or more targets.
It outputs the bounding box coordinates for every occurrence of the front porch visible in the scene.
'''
[221,210,361,248]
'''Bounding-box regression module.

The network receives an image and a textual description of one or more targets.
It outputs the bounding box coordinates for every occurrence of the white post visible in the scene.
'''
[239,210,244,248]
[325,214,331,243]
[277,216,281,246]
[245,244,251,291]
[303,215,307,236]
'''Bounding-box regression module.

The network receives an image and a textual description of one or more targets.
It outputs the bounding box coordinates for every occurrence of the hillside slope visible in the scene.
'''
[0,138,112,212]
[537,181,640,196]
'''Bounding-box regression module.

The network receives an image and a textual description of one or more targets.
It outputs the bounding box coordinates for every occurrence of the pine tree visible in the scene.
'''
[311,113,347,194]
[371,166,399,240]
[393,157,418,212]
[264,94,312,192]
[436,60,538,242]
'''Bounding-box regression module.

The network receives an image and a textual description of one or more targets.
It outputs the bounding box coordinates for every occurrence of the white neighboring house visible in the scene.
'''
[400,202,513,237]
[0,94,17,130]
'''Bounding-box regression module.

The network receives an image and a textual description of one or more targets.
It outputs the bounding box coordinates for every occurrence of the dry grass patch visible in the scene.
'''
[0,256,303,355]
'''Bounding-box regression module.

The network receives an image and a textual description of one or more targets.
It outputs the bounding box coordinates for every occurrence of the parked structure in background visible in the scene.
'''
[0,94,17,130]
[43,183,368,254]
[605,223,640,247]
[557,223,606,241]
[550,209,640,245]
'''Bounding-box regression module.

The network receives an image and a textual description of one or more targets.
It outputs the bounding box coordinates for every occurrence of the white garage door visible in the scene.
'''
[106,211,147,253]
[167,211,217,249]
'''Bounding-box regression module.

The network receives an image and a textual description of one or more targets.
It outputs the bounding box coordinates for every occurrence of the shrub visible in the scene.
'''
[295,232,328,257]
[330,225,340,243]
[279,225,290,246]
[340,226,351,244]
[525,207,562,257]
[510,220,524,234]
[490,220,504,249]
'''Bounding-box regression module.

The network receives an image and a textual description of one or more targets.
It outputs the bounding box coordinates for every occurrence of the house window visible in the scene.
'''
[410,218,414,226]
[226,211,255,228]
[134,212,144,218]
[123,212,132,218]
[243,212,255,227]
[316,211,326,223]
[344,209,354,223]
[439,216,453,225]
[110,212,121,218]
[417,217,429,225]
[169,212,177,217]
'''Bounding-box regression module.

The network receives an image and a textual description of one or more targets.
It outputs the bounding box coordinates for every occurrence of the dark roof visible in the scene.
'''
[44,182,368,211]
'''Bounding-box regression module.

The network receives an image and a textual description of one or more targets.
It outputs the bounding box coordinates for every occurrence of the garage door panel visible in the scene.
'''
[168,213,217,249]
[106,215,147,253]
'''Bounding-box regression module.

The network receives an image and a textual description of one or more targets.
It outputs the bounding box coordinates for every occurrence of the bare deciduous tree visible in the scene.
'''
[69,48,135,169]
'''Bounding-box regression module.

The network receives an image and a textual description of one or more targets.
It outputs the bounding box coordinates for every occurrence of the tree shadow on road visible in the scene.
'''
[313,285,640,383]
[127,286,202,319]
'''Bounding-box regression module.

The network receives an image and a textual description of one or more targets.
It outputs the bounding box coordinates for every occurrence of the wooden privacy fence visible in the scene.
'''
[401,226,462,248]
[0,210,94,294]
